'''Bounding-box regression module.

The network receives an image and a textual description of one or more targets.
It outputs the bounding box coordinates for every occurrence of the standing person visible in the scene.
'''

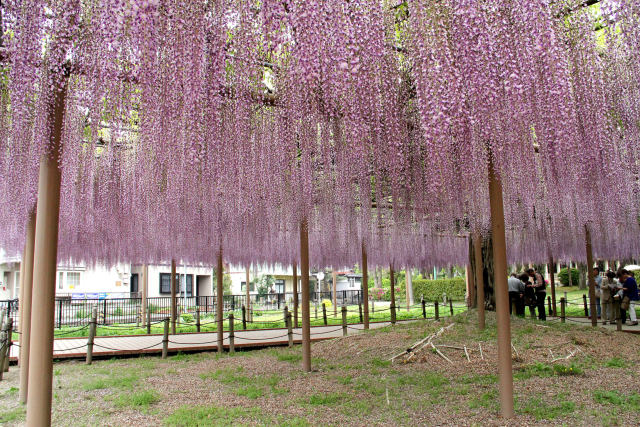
[619,270,639,326]
[523,272,536,318]
[527,268,546,320]
[600,271,618,325]
[508,273,525,316]
[593,267,602,318]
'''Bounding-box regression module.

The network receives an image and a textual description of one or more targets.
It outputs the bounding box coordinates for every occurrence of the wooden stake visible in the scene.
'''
[342,306,348,337]
[361,242,370,329]
[86,306,98,365]
[390,265,396,325]
[585,225,598,327]
[548,257,557,316]
[216,248,224,352]
[170,259,177,334]
[228,313,235,353]
[300,219,312,372]
[162,318,169,358]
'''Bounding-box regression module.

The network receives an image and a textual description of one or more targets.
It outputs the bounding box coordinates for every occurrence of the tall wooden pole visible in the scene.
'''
[216,247,224,351]
[389,265,396,316]
[245,265,251,323]
[488,157,514,419]
[141,264,148,327]
[26,79,67,427]
[18,209,36,404]
[548,256,557,316]
[300,220,311,372]
[473,234,486,330]
[292,261,299,328]
[170,259,177,334]
[361,241,370,329]
[332,270,337,317]
[406,268,413,309]
[585,225,597,327]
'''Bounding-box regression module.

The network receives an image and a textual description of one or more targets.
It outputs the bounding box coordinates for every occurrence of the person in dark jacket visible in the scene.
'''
[527,268,546,320]
[619,270,639,325]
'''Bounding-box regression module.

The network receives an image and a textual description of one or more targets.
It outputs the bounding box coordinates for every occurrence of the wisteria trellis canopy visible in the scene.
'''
[0,0,639,267]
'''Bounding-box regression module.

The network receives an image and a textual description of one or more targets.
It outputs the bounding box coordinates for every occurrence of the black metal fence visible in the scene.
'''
[0,290,364,329]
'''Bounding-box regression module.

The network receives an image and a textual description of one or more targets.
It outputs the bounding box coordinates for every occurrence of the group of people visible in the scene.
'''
[507,266,639,325]
[508,268,547,320]
[595,268,639,326]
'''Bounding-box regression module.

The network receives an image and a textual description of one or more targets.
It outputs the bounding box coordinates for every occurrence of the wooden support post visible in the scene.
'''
[371,299,375,313]
[488,155,514,418]
[332,271,338,318]
[547,296,552,316]
[583,294,589,317]
[27,78,68,427]
[216,247,224,353]
[421,297,426,319]
[449,299,454,316]
[162,318,169,359]
[86,306,98,365]
[141,265,148,328]
[287,311,293,347]
[322,303,327,325]
[242,305,247,329]
[341,306,347,337]
[300,219,312,372]
[18,209,35,403]
[245,265,251,323]
[361,242,370,329]
[0,320,8,381]
[146,306,151,335]
[585,225,597,327]
[228,313,235,353]
[560,298,566,323]
[615,298,622,331]
[4,319,12,373]
[390,265,396,325]
[358,303,363,323]
[170,259,177,335]
[548,257,557,316]
[196,308,201,333]
[473,234,485,330]
[435,301,439,321]
[293,262,299,329]
[406,269,413,310]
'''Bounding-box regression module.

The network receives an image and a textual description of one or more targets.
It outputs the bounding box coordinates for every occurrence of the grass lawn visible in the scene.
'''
[42,301,468,339]
[1,310,638,426]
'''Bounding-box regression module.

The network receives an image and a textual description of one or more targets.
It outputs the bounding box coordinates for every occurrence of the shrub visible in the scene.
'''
[321,298,332,308]
[411,278,466,301]
[558,268,580,286]
[181,313,194,323]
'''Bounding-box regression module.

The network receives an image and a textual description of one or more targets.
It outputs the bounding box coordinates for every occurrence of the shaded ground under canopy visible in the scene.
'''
[1,312,639,426]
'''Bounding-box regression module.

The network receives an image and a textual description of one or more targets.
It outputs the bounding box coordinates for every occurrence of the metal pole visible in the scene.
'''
[488,155,514,418]
[293,262,299,329]
[86,306,97,365]
[389,265,396,325]
[216,247,224,352]
[300,219,312,372]
[170,259,177,334]
[26,78,67,427]
[361,242,370,329]
[18,209,35,403]
[473,234,485,330]
[585,225,598,327]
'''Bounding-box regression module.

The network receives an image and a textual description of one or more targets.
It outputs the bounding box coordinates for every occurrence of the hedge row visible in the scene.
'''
[411,278,466,301]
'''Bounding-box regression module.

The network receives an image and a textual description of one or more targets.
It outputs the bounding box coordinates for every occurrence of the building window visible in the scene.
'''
[67,272,80,288]
[160,273,192,295]
[275,279,285,293]
[240,281,255,292]
[159,273,173,294]
[58,272,64,290]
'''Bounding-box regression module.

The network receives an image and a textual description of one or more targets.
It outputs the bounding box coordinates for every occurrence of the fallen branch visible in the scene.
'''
[431,342,454,365]
[511,343,520,359]
[479,343,484,360]
[551,349,577,363]
[389,323,455,363]
[464,346,470,362]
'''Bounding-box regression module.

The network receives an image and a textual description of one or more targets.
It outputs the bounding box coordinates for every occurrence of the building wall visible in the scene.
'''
[144,264,213,298]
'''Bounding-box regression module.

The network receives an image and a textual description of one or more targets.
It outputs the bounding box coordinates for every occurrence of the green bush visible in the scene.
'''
[411,278,466,301]
[557,268,580,286]
[181,313,194,323]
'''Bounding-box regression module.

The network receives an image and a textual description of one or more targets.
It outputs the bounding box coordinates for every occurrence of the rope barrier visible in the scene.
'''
[55,343,89,352]
[93,341,164,352]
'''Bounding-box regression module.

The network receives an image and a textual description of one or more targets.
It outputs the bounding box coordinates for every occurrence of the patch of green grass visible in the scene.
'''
[199,366,250,385]
[514,362,554,380]
[82,374,139,391]
[236,384,264,399]
[354,377,386,396]
[370,357,391,368]
[593,390,640,410]
[0,407,25,423]
[164,405,261,426]
[336,375,352,385]
[275,353,302,363]
[4,386,18,396]
[275,416,310,427]
[306,392,346,406]
[113,390,160,408]
[553,363,583,376]
[605,357,626,368]
[200,368,285,398]
[519,397,576,420]
[468,389,499,411]
[339,399,373,416]
[458,373,498,385]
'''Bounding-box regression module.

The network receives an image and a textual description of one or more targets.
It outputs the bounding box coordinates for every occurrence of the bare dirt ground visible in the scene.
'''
[1,311,639,426]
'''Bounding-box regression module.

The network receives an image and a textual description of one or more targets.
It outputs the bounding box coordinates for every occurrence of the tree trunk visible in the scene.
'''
[469,233,496,311]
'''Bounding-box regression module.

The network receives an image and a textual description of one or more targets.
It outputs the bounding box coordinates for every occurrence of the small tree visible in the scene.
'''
[558,268,580,286]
